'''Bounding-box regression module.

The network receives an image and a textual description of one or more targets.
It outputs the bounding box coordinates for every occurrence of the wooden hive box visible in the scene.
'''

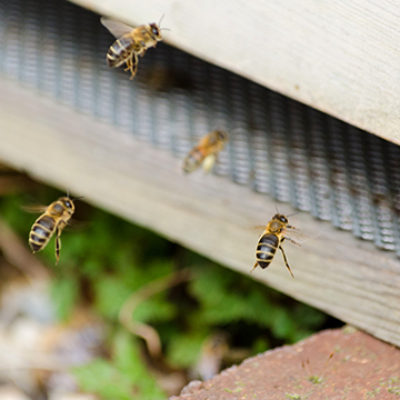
[0,0,399,359]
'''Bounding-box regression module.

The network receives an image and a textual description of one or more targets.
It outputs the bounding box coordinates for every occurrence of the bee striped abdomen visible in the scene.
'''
[255,233,279,269]
[29,215,55,253]
[183,148,205,173]
[106,35,134,67]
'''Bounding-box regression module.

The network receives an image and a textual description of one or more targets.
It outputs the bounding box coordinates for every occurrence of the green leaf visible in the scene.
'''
[133,297,176,323]
[94,276,132,320]
[252,337,270,354]
[51,277,78,321]
[166,331,208,368]
[271,309,297,340]
[293,304,327,329]
[112,331,166,399]
[74,332,166,400]
[74,359,137,400]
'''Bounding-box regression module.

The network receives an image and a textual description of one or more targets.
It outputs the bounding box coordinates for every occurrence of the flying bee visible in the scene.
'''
[252,213,297,278]
[28,197,75,264]
[101,17,163,80]
[183,130,228,173]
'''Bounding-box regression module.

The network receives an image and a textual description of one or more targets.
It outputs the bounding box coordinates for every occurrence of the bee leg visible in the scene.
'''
[202,154,217,173]
[284,236,301,247]
[279,245,294,278]
[55,228,61,265]
[139,50,147,57]
[128,53,138,80]
[124,60,131,71]
[124,55,132,71]
[250,262,258,273]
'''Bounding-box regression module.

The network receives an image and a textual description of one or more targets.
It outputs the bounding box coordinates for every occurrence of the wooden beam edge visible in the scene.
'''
[0,76,399,346]
[68,0,400,147]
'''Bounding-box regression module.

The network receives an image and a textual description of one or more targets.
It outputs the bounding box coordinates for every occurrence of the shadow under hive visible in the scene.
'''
[1,0,400,256]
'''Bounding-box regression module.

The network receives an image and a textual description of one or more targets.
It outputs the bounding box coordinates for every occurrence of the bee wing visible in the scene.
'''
[101,17,134,38]
[63,219,87,231]
[284,226,309,246]
[252,225,266,230]
[22,205,48,213]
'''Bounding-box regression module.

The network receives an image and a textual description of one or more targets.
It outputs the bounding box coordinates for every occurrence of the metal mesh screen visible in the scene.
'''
[1,0,400,255]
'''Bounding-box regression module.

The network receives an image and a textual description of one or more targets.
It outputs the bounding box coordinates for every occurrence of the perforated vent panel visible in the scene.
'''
[1,0,400,255]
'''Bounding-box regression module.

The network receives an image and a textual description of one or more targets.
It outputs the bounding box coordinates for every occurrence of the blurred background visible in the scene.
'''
[0,166,340,399]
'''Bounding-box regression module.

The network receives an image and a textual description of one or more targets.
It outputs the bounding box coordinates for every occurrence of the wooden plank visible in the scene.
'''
[69,0,400,146]
[0,77,400,346]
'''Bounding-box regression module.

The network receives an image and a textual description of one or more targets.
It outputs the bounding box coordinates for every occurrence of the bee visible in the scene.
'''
[183,130,228,173]
[28,197,75,264]
[252,213,296,278]
[101,17,163,79]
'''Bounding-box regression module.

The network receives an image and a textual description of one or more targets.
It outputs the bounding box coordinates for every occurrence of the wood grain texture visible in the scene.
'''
[0,77,400,346]
[70,0,400,146]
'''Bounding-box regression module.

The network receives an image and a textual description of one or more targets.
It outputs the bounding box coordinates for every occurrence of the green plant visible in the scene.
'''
[74,331,165,400]
[0,186,339,400]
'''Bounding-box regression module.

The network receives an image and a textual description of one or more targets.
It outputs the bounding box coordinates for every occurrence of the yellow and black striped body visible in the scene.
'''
[28,197,75,263]
[255,233,279,269]
[29,214,56,253]
[183,130,228,173]
[106,34,141,68]
[253,213,295,278]
[102,20,163,79]
[183,147,210,174]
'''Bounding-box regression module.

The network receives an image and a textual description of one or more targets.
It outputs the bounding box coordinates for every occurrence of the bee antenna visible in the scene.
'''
[72,195,85,201]
[287,210,300,218]
[160,27,171,32]
[158,13,165,27]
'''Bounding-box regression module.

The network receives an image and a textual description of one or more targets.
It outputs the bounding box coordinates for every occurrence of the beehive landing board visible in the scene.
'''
[0,0,400,345]
[69,0,400,146]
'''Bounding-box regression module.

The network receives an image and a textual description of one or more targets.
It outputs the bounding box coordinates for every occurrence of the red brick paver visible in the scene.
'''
[172,328,400,400]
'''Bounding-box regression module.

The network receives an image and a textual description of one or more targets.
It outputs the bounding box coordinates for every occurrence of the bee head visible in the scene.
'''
[149,23,162,40]
[60,197,75,212]
[273,213,288,224]
[215,130,228,142]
